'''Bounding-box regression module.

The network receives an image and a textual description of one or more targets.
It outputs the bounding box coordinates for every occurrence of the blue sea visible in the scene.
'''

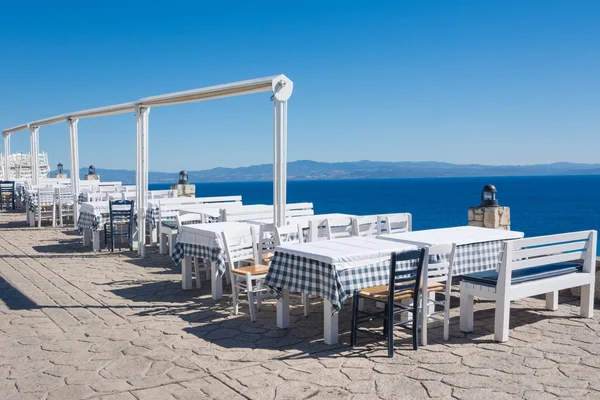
[150,175,600,251]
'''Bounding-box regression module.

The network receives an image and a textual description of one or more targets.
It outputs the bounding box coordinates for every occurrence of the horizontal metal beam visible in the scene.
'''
[2,74,292,136]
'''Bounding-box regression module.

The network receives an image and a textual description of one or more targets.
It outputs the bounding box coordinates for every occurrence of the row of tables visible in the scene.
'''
[171,216,524,345]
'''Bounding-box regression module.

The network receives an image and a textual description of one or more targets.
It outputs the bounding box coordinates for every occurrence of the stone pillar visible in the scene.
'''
[468,206,510,230]
[84,173,100,181]
[54,173,67,179]
[171,183,195,198]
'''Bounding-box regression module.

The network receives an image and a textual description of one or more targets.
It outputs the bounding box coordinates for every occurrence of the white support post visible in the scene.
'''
[135,106,150,256]
[3,134,9,180]
[68,118,80,225]
[29,126,40,185]
[272,99,288,228]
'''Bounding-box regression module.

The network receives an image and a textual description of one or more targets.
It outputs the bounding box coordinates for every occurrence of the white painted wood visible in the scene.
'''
[276,289,290,328]
[181,255,192,290]
[379,213,412,234]
[546,291,558,310]
[211,261,222,300]
[92,231,100,252]
[221,203,313,223]
[459,230,597,342]
[324,300,339,345]
[324,216,355,240]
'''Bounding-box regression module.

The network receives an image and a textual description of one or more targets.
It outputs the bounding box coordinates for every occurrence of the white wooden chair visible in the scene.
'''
[460,230,597,342]
[379,213,412,234]
[221,226,271,322]
[352,215,382,237]
[55,187,75,227]
[176,212,210,288]
[35,187,56,227]
[420,243,456,345]
[323,216,355,240]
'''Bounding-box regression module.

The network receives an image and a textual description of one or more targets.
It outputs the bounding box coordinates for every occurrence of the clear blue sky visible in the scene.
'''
[1,1,598,172]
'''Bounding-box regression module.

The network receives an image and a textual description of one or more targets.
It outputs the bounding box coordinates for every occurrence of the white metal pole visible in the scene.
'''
[68,118,80,225]
[3,135,10,180]
[135,106,150,257]
[280,100,288,225]
[29,126,40,185]
[272,99,279,226]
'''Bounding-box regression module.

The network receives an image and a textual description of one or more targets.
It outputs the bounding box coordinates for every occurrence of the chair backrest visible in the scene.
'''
[36,187,56,206]
[221,226,258,277]
[221,203,314,222]
[148,190,178,199]
[274,223,304,246]
[175,212,203,229]
[0,181,15,195]
[109,200,135,223]
[380,213,412,234]
[389,248,427,305]
[422,243,456,289]
[157,195,242,207]
[55,187,74,207]
[498,230,597,292]
[352,215,381,237]
[324,216,355,240]
[87,192,108,202]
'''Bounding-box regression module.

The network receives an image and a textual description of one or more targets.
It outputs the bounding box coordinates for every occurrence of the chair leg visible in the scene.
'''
[246,274,257,322]
[421,289,428,346]
[351,291,359,347]
[383,303,389,337]
[443,292,450,341]
[232,279,239,315]
[388,300,395,357]
[412,297,419,351]
[52,206,56,227]
[159,233,167,254]
[493,297,510,342]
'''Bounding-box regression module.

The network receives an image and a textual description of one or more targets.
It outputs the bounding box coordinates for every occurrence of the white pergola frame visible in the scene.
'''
[2,75,293,256]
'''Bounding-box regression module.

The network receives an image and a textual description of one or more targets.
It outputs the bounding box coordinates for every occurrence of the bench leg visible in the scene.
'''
[494,297,510,342]
[169,232,176,257]
[546,291,558,311]
[459,292,474,333]
[276,289,290,329]
[159,232,167,254]
[211,261,222,300]
[182,255,192,290]
[324,300,339,345]
[580,284,594,318]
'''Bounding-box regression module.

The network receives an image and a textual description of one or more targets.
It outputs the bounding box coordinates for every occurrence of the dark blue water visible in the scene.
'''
[151,175,600,250]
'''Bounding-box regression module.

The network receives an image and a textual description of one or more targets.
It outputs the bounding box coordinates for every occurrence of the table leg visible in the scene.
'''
[182,255,192,290]
[159,232,167,254]
[83,228,90,246]
[92,231,100,252]
[276,289,290,329]
[151,226,158,245]
[324,300,339,345]
[211,261,223,300]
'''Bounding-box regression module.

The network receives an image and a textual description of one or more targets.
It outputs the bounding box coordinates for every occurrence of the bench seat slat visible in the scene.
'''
[462,261,583,286]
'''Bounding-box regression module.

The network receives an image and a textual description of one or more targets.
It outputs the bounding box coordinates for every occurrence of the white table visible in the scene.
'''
[265,236,418,345]
[379,226,524,247]
[173,221,252,300]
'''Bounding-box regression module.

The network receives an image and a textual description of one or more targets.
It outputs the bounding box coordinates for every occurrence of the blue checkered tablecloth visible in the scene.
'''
[77,210,106,231]
[171,242,227,275]
[265,240,504,313]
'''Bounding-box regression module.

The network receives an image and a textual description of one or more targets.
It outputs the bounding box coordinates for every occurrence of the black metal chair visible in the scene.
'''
[0,181,16,210]
[104,200,135,252]
[351,248,426,357]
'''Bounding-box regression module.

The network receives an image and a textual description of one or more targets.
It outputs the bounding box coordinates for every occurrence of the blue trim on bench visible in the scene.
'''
[462,262,584,286]
[161,220,178,230]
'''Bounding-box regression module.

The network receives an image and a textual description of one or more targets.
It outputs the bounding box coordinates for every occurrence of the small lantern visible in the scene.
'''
[88,165,96,175]
[480,184,498,207]
[57,162,63,174]
[178,170,189,184]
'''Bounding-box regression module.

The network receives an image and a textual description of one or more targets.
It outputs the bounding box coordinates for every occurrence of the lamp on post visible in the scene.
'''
[84,164,99,181]
[178,170,189,185]
[480,184,498,207]
[55,162,67,178]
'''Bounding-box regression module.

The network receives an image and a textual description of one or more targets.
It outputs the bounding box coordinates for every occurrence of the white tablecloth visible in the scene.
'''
[379,226,524,246]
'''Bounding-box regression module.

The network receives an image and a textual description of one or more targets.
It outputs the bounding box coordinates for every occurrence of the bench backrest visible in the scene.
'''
[157,201,242,223]
[221,203,314,222]
[498,230,597,292]
[157,195,242,207]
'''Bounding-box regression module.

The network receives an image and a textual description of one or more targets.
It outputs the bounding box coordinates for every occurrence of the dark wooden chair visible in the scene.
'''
[351,248,426,357]
[104,200,135,252]
[0,181,16,210]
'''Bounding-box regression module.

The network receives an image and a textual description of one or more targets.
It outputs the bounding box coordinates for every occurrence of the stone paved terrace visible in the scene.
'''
[1,211,600,400]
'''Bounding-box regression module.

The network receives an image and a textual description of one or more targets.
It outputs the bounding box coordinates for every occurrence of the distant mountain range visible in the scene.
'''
[57,160,600,184]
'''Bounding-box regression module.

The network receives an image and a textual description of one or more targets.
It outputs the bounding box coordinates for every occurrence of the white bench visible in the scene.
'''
[460,230,597,342]
[220,203,314,222]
